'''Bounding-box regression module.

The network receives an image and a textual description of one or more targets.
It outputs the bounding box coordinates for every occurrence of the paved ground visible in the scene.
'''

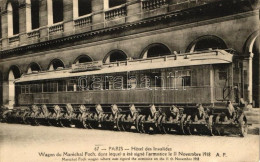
[0,123,259,162]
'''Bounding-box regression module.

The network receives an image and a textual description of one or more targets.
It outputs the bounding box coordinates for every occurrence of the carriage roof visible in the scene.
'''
[15,49,234,83]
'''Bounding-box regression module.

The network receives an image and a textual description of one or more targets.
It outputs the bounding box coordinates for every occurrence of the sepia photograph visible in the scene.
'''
[0,0,259,161]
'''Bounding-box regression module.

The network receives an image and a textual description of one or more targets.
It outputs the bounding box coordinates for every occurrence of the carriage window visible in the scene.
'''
[30,84,36,93]
[168,70,191,89]
[25,85,30,94]
[50,82,58,92]
[103,76,113,90]
[58,80,66,92]
[43,82,58,92]
[67,78,77,91]
[21,85,25,94]
[219,68,227,80]
[128,75,137,89]
[182,70,191,87]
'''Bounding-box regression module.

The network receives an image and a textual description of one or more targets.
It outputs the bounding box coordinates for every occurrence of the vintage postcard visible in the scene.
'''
[0,0,259,162]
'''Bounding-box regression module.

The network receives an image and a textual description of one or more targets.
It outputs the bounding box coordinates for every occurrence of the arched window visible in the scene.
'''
[141,43,171,58]
[74,55,93,64]
[187,36,227,52]
[27,62,41,73]
[104,50,127,63]
[48,59,65,70]
[7,1,19,36]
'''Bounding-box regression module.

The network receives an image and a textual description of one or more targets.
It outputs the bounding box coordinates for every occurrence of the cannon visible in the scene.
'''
[47,105,64,127]
[214,101,248,137]
[59,104,91,128]
[0,106,10,122]
[26,105,41,126]
[101,104,120,130]
[59,104,76,127]
[13,107,30,124]
[185,104,214,135]
[160,106,186,134]
[86,104,104,129]
[139,105,162,134]
[117,104,141,132]
[35,104,53,126]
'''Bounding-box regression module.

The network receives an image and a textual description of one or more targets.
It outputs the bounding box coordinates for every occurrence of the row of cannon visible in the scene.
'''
[0,102,248,137]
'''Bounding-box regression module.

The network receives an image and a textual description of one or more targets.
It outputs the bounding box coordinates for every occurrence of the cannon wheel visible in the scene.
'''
[214,116,221,135]
[239,115,248,137]
[136,115,143,133]
[47,118,53,126]
[59,120,66,127]
[121,115,131,131]
[139,116,151,134]
[157,115,164,133]
[116,114,123,131]
[34,118,40,126]
[82,119,89,129]
[179,115,186,135]
[185,115,194,135]
[161,116,171,134]
[208,115,214,136]
[102,114,115,130]
[88,121,99,129]
[22,112,30,124]
[87,113,99,129]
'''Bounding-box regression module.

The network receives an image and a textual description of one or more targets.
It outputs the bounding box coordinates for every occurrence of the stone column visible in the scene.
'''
[92,0,104,30]
[1,11,9,48]
[63,0,74,36]
[39,0,49,41]
[73,0,78,19]
[19,2,30,45]
[7,3,13,37]
[248,52,254,104]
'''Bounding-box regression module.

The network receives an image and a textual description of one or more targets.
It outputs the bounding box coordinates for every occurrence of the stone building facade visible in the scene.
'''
[0,0,259,107]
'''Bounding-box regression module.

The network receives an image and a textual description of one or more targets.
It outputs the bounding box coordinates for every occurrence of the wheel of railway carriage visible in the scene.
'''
[239,115,248,137]
[120,115,132,132]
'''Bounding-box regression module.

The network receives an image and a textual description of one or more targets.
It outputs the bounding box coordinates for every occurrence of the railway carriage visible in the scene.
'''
[1,49,248,136]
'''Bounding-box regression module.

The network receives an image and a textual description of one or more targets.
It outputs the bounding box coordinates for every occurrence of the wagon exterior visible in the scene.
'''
[1,49,248,136]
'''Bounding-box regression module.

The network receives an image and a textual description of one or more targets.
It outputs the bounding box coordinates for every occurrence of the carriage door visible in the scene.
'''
[214,64,230,101]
